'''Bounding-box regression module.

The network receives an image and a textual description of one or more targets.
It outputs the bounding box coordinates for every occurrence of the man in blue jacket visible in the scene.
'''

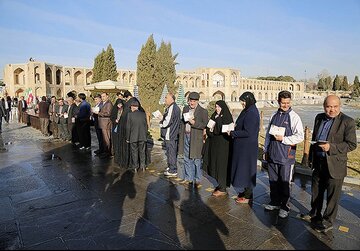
[160,93,181,176]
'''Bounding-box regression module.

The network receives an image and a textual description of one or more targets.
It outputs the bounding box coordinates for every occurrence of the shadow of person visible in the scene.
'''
[180,187,229,250]
[131,177,182,249]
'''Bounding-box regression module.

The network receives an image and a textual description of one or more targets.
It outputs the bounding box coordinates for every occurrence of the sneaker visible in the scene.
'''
[278,209,289,218]
[264,204,281,211]
[212,190,227,197]
[164,171,178,177]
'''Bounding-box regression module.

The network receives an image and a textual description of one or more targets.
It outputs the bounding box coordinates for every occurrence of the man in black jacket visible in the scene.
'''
[126,100,148,172]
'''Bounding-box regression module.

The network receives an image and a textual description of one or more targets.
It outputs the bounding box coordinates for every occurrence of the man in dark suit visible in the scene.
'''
[97,92,113,159]
[0,98,6,133]
[56,98,70,141]
[37,96,50,136]
[17,96,27,123]
[300,95,357,233]
[91,94,104,155]
[126,100,148,172]
[66,94,79,145]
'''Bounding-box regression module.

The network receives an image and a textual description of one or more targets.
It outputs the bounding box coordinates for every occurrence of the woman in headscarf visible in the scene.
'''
[230,92,260,204]
[110,98,125,166]
[206,100,233,196]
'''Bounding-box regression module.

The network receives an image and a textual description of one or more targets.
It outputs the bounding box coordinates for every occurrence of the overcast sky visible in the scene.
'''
[0,0,359,82]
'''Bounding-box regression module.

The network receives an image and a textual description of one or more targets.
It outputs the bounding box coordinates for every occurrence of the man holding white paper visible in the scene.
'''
[263,90,304,218]
[178,92,208,188]
[159,93,181,176]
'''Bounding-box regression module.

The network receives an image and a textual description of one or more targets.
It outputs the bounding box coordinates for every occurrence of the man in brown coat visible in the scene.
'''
[37,96,50,136]
[97,92,113,159]
[178,92,208,188]
[17,96,27,123]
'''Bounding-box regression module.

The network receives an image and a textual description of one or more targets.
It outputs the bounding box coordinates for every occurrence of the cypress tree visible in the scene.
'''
[137,34,157,113]
[342,76,349,91]
[317,78,326,90]
[103,44,118,81]
[155,41,178,95]
[92,49,106,83]
[333,74,341,91]
[325,76,332,90]
[353,76,360,97]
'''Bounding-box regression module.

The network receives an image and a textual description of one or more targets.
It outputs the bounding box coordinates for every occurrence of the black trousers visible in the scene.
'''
[130,141,146,169]
[77,119,91,148]
[310,158,344,224]
[165,140,178,173]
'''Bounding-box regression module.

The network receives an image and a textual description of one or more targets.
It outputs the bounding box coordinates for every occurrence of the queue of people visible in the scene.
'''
[1,89,357,234]
[160,90,356,234]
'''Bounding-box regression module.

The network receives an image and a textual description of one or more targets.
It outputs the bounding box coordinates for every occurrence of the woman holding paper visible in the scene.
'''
[206,100,233,196]
[230,92,260,204]
[111,98,125,165]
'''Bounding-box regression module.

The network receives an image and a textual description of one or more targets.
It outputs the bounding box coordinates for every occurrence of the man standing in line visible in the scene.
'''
[66,93,79,145]
[48,96,59,139]
[38,96,50,136]
[92,94,104,156]
[97,92,113,159]
[76,93,91,150]
[56,98,70,141]
[0,98,5,133]
[300,95,357,233]
[178,92,208,188]
[160,93,181,177]
[263,90,304,218]
[17,96,27,123]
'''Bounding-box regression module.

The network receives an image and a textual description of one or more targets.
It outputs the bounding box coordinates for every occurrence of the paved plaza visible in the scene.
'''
[0,121,359,250]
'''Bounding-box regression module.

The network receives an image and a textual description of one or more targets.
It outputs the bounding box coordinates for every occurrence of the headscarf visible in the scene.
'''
[110,98,124,122]
[239,92,256,111]
[210,100,233,125]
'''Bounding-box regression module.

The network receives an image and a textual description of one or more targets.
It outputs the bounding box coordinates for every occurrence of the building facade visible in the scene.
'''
[3,61,304,103]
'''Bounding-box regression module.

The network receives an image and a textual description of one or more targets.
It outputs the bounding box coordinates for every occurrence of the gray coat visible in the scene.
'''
[178,104,208,159]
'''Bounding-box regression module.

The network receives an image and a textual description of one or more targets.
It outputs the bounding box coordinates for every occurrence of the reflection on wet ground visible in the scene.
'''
[0,122,359,249]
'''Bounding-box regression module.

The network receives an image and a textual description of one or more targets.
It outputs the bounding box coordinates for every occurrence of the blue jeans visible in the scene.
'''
[183,134,202,183]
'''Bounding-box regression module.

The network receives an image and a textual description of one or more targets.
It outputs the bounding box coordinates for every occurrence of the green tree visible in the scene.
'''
[92,49,106,83]
[333,74,341,91]
[155,41,178,95]
[137,34,157,113]
[317,78,326,90]
[352,76,360,97]
[324,76,332,90]
[102,44,118,81]
[176,83,187,107]
[341,76,349,91]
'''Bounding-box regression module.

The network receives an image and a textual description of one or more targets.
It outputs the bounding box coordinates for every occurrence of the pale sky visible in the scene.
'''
[0,0,359,82]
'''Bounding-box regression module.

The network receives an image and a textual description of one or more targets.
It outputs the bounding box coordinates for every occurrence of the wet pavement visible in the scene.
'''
[0,121,359,250]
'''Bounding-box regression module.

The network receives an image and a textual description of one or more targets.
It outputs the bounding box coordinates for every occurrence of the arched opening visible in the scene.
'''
[74,70,83,86]
[201,80,206,88]
[86,71,93,85]
[265,93,268,100]
[289,84,294,91]
[65,70,71,85]
[231,72,238,86]
[212,72,225,87]
[296,84,301,91]
[46,67,53,85]
[184,91,190,100]
[34,66,40,84]
[258,92,263,100]
[15,88,24,97]
[122,73,127,83]
[231,91,237,102]
[212,90,225,101]
[56,69,62,85]
[129,73,135,85]
[35,87,42,97]
[14,68,25,85]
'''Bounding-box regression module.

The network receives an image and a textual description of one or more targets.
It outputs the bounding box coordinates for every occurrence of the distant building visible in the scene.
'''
[3,61,304,105]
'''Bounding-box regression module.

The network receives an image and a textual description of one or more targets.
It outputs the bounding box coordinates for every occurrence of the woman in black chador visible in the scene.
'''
[206,100,233,196]
[110,98,125,165]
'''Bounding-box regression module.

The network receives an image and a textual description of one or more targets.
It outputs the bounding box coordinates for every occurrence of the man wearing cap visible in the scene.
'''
[126,100,148,172]
[178,92,208,188]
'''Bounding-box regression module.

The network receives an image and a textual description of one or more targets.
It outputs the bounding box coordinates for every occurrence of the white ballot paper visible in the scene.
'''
[152,110,162,119]
[63,113,69,119]
[221,123,234,133]
[92,106,100,114]
[269,125,286,136]
[207,119,216,129]
[183,112,194,122]
[310,140,328,145]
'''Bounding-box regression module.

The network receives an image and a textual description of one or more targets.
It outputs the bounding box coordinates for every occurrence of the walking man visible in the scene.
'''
[160,93,181,177]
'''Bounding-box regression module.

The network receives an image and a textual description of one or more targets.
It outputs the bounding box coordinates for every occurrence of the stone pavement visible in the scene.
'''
[0,121,359,250]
